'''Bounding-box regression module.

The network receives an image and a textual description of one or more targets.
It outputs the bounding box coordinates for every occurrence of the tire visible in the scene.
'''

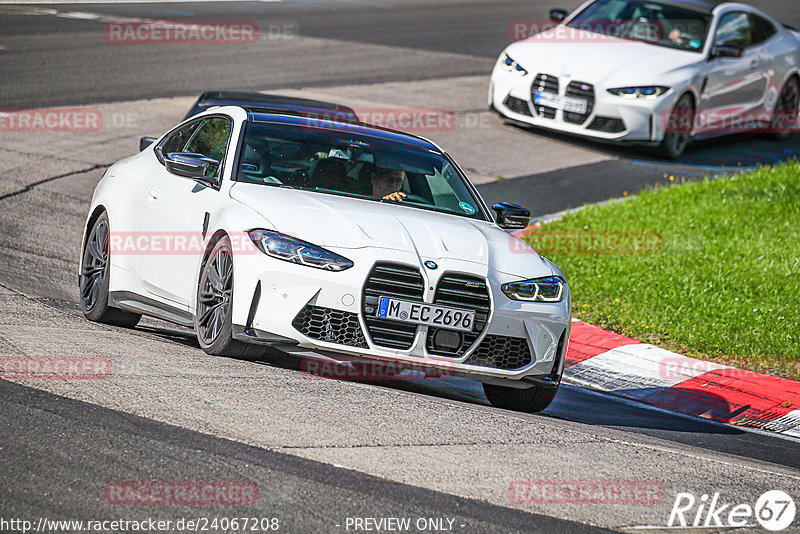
[194,235,262,358]
[657,93,694,159]
[80,212,141,328]
[483,382,560,413]
[771,77,800,140]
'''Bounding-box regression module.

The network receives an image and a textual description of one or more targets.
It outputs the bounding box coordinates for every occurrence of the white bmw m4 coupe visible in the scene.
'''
[79,106,571,412]
[491,0,800,157]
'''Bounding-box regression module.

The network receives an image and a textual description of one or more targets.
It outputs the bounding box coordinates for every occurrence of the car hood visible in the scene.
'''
[229,183,552,279]
[506,31,701,87]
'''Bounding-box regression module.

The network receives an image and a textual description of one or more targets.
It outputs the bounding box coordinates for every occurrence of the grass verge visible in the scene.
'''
[522,161,800,380]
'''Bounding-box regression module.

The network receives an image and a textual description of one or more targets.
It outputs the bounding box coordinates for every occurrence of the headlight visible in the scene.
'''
[502,53,529,76]
[248,230,353,271]
[607,86,670,99]
[502,276,565,302]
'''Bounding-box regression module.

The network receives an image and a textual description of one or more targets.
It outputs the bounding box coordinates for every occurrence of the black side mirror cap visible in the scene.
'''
[550,9,569,23]
[492,202,531,230]
[140,136,157,152]
[710,44,744,59]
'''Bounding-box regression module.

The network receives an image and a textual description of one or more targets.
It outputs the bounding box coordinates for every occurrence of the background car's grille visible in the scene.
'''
[531,73,558,119]
[587,116,626,133]
[463,335,532,370]
[503,95,532,117]
[292,305,368,348]
[564,81,595,124]
[426,274,490,357]
[362,263,424,349]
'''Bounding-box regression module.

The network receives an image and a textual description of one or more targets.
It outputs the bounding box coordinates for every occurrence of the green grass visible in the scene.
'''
[523,161,800,380]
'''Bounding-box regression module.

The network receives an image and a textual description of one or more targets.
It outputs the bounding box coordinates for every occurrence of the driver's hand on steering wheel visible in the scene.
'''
[382,191,407,202]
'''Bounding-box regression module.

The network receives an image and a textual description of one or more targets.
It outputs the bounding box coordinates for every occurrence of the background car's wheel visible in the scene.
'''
[657,93,694,159]
[195,235,262,358]
[771,77,800,140]
[80,212,141,328]
[483,382,560,413]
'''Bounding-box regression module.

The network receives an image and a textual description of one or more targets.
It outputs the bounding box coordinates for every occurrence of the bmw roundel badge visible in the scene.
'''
[424,261,438,270]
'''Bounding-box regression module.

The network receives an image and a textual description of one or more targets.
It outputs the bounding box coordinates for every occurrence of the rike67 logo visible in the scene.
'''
[668,490,796,531]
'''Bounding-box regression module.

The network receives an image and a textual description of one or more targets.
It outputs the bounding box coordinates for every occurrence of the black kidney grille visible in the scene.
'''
[426,274,490,357]
[531,73,559,119]
[564,81,595,124]
[292,305,368,348]
[463,335,532,370]
[362,263,425,350]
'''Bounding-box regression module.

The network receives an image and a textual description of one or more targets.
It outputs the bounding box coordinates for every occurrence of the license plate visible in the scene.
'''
[377,297,475,333]
[534,91,588,114]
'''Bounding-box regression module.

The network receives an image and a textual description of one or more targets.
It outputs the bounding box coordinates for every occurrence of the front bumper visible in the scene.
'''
[230,247,571,384]
[490,64,676,143]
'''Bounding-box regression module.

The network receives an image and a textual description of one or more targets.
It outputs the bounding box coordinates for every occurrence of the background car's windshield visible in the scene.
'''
[567,0,710,52]
[236,121,486,220]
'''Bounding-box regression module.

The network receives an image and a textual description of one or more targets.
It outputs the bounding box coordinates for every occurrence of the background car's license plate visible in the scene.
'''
[377,297,475,332]
[534,91,588,114]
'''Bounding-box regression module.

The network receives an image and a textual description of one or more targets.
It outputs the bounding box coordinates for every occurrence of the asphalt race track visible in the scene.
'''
[1,1,800,532]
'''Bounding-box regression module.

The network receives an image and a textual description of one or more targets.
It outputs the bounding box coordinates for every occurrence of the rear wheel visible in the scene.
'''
[483,382,560,413]
[195,235,261,358]
[657,94,694,159]
[80,212,141,328]
[771,77,800,140]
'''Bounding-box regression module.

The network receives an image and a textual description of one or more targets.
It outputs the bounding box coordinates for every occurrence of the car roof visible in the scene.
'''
[246,111,441,152]
[185,91,359,121]
[640,0,726,14]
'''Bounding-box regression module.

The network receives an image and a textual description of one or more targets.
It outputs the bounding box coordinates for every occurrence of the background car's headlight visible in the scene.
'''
[607,86,670,99]
[502,276,565,302]
[248,230,353,271]
[502,53,529,76]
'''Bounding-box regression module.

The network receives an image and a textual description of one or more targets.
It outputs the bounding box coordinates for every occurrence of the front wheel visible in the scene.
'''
[80,212,141,328]
[195,235,262,359]
[483,382,560,413]
[657,94,694,159]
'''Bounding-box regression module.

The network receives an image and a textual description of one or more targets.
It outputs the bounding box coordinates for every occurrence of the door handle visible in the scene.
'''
[148,187,161,200]
[750,60,760,70]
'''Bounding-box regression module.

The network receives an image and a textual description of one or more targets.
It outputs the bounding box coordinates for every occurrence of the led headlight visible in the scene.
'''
[248,230,353,271]
[502,54,529,76]
[607,86,670,99]
[501,276,565,302]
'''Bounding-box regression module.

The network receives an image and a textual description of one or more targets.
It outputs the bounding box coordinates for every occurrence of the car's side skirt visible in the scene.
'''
[108,291,194,328]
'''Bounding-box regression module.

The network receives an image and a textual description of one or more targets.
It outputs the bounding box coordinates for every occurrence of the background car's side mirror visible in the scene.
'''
[549,9,569,23]
[492,202,531,230]
[139,136,157,152]
[165,152,220,186]
[710,44,744,59]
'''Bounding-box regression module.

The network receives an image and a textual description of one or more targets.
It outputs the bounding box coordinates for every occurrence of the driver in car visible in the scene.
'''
[368,166,407,201]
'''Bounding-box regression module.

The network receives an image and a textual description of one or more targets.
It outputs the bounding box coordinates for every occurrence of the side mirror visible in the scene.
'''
[549,8,568,23]
[139,136,157,152]
[165,152,220,184]
[711,44,744,59]
[492,202,531,230]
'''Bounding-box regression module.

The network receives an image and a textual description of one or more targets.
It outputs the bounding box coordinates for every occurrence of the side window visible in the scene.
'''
[184,117,233,165]
[714,12,752,48]
[750,14,776,45]
[158,121,201,159]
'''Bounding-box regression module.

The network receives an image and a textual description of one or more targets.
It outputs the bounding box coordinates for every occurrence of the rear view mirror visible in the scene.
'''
[165,152,220,185]
[492,202,531,230]
[139,136,157,152]
[550,9,569,23]
[711,44,744,59]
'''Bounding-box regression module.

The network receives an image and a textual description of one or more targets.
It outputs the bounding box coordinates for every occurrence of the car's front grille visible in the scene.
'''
[503,95,532,117]
[464,335,532,370]
[587,116,626,133]
[292,305,368,348]
[362,263,425,349]
[426,274,490,357]
[564,81,595,124]
[531,73,558,119]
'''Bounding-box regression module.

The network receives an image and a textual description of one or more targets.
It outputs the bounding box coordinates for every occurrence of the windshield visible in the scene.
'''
[236,121,486,220]
[567,0,710,52]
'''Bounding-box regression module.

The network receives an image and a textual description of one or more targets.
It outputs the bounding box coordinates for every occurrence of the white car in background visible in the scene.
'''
[490,0,800,157]
[79,106,571,413]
